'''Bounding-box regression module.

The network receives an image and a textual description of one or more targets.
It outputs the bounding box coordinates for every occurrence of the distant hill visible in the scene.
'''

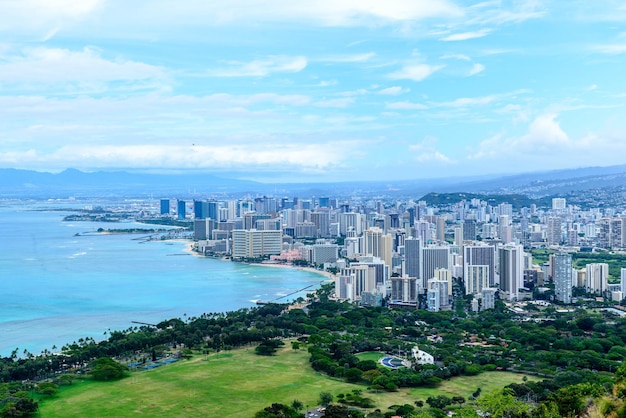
[0,168,261,198]
[3,163,626,199]
[419,192,553,209]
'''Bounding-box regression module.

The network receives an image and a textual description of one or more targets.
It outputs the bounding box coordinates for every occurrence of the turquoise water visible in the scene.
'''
[0,202,322,356]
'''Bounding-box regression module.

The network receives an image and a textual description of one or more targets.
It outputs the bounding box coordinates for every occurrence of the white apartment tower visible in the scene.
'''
[553,253,573,304]
[463,244,496,287]
[586,263,609,295]
[499,244,524,301]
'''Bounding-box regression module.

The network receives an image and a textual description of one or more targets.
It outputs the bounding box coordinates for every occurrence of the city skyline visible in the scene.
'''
[1,1,626,182]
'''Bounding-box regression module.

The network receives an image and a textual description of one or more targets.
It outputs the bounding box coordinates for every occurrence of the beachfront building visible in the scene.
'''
[231,229,282,259]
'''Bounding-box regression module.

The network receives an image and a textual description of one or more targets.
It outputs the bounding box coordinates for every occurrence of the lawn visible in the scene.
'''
[39,345,538,417]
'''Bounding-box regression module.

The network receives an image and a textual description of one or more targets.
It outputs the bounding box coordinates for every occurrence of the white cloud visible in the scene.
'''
[320,52,376,63]
[440,28,491,41]
[386,101,427,110]
[388,64,444,81]
[469,0,547,25]
[409,137,453,163]
[209,56,307,77]
[469,114,571,160]
[313,98,355,108]
[54,0,464,35]
[378,86,409,95]
[316,80,338,87]
[441,95,496,107]
[440,54,471,61]
[0,143,348,171]
[592,44,626,54]
[0,46,166,85]
[0,0,102,32]
[468,63,485,76]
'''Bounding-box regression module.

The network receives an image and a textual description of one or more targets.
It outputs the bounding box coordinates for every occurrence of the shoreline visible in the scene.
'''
[184,240,335,282]
[248,262,335,282]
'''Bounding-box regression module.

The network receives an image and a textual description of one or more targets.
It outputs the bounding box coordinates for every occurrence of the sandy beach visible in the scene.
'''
[248,262,335,282]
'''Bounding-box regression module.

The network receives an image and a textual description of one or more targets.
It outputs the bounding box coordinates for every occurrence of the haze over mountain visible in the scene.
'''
[3,164,626,199]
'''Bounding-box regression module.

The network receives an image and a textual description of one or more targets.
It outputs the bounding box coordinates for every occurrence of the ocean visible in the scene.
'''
[0,200,323,356]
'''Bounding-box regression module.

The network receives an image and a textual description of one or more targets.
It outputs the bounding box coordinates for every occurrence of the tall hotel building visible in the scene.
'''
[231,229,282,259]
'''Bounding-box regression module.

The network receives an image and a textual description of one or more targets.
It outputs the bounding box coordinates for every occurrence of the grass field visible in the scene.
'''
[39,345,538,417]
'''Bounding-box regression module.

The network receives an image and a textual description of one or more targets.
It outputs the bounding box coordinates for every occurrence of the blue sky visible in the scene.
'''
[1,1,626,182]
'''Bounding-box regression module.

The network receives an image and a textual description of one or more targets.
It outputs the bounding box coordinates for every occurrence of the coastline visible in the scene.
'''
[184,239,335,283]
[248,262,335,283]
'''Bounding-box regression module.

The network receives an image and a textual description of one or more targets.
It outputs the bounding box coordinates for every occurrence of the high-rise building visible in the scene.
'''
[404,238,421,280]
[391,276,417,303]
[193,200,207,219]
[427,278,449,311]
[499,244,524,301]
[311,211,330,238]
[462,220,477,241]
[586,263,609,295]
[318,197,330,208]
[312,244,338,265]
[434,268,453,296]
[552,198,567,210]
[464,244,496,287]
[481,288,497,310]
[465,265,490,296]
[177,200,186,220]
[362,227,392,268]
[436,217,446,242]
[340,212,362,236]
[421,246,450,292]
[554,253,573,304]
[547,217,562,246]
[414,220,430,243]
[160,199,170,215]
[207,201,219,221]
[193,218,207,240]
[336,265,376,301]
[231,229,282,259]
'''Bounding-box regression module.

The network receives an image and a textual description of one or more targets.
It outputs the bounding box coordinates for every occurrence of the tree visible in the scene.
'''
[319,391,334,407]
[36,382,58,396]
[477,389,531,418]
[344,368,363,383]
[322,405,364,418]
[291,400,303,411]
[254,403,304,418]
[426,395,452,410]
[89,357,127,381]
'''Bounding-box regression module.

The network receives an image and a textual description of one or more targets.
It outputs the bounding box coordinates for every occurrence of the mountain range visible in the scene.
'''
[2,164,626,199]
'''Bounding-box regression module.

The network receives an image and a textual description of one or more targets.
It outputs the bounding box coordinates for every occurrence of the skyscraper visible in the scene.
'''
[177,200,186,220]
[499,244,524,301]
[586,263,609,295]
[554,253,573,304]
[464,244,496,287]
[465,265,490,296]
[462,219,477,241]
[421,246,450,291]
[547,217,562,246]
[362,227,392,268]
[193,200,207,219]
[160,199,170,215]
[404,238,421,280]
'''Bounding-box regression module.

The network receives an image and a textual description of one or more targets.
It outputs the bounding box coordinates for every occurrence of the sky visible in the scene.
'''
[1,1,626,182]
